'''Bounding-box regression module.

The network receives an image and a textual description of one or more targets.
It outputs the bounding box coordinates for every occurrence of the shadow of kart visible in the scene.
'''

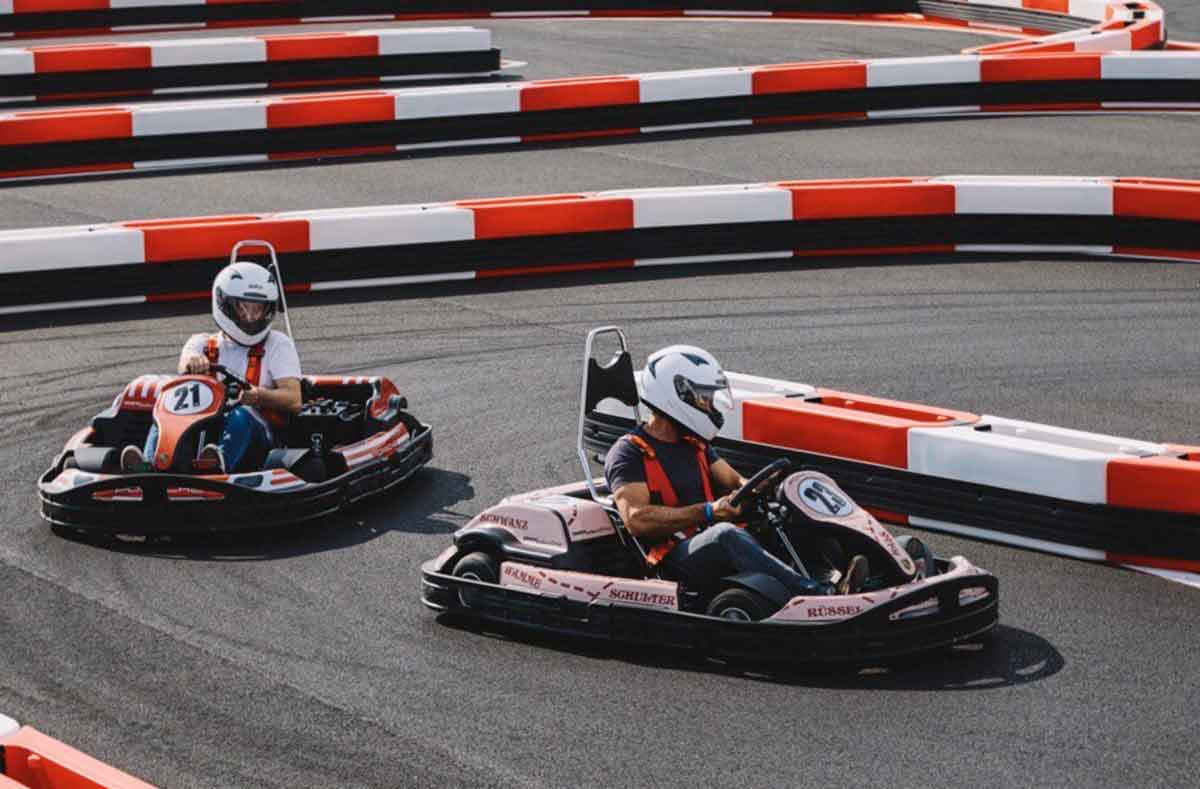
[435,615,1062,691]
[51,466,475,562]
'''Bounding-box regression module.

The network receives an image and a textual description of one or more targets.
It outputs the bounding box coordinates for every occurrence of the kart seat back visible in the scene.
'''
[90,375,171,448]
[578,327,658,577]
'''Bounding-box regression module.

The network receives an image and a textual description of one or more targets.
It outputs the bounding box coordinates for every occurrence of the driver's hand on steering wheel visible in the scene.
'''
[183,354,210,375]
[711,494,744,523]
[236,386,260,407]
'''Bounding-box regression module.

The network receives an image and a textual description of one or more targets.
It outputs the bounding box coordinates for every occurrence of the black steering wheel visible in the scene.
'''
[728,458,793,514]
[208,364,250,402]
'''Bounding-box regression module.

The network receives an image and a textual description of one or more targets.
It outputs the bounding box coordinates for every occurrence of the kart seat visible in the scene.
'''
[90,407,152,450]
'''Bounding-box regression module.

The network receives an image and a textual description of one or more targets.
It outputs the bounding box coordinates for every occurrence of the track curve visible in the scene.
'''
[1,12,1199,788]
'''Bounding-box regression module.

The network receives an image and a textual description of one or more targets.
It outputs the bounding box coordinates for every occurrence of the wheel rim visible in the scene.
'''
[456,570,485,608]
[719,606,752,622]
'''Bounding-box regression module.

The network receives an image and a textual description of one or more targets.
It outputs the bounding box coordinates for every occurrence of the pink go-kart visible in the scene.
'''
[421,327,997,663]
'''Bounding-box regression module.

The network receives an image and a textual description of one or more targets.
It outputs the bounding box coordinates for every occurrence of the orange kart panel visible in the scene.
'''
[149,376,224,471]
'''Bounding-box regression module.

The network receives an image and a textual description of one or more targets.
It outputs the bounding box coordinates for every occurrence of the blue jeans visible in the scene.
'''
[144,405,273,473]
[663,523,833,596]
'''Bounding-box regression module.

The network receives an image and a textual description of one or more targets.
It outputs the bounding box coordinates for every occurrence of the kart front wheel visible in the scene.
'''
[706,588,773,622]
[452,551,499,609]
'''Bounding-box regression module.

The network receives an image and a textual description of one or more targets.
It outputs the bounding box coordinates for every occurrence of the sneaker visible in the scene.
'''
[836,554,869,595]
[194,444,225,474]
[120,445,149,473]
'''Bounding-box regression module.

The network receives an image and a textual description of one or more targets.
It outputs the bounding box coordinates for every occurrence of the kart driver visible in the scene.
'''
[120,260,302,474]
[604,345,869,600]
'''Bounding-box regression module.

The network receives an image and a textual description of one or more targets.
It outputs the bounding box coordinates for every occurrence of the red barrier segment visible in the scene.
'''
[458,194,635,239]
[0,107,131,145]
[751,61,866,94]
[123,215,310,262]
[742,389,978,469]
[261,32,380,62]
[981,52,1102,82]
[779,178,956,219]
[520,76,640,111]
[265,91,394,129]
[31,43,151,73]
[1114,180,1200,222]
[0,726,154,788]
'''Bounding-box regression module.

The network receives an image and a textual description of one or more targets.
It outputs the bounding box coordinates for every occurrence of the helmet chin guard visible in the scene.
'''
[639,345,731,441]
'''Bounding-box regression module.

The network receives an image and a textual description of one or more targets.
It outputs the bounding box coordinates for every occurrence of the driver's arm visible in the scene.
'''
[613,483,740,542]
[710,458,747,496]
[244,377,302,414]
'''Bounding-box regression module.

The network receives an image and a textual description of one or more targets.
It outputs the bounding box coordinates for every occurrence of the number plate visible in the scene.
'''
[163,381,215,415]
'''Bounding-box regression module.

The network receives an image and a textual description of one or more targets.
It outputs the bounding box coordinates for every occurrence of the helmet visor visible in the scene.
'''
[217,288,276,338]
[673,374,732,429]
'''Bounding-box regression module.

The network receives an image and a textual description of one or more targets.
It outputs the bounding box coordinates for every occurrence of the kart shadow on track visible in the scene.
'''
[52,465,475,561]
[435,615,1062,691]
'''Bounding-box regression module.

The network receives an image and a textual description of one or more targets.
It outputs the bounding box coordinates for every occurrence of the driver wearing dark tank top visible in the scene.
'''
[604,345,868,602]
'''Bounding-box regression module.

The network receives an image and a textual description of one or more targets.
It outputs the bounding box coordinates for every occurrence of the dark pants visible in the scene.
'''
[663,523,833,597]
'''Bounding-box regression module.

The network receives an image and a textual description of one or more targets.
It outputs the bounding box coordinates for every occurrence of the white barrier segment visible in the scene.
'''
[1103,103,1200,110]
[132,99,266,136]
[0,2,13,16]
[112,0,204,6]
[0,296,146,316]
[867,55,981,87]
[957,244,1114,255]
[908,415,1167,504]
[0,49,33,76]
[0,225,145,274]
[641,120,752,133]
[394,82,520,119]
[150,37,266,68]
[963,0,1025,10]
[309,271,475,290]
[1074,30,1132,52]
[600,184,791,228]
[281,204,476,250]
[910,516,1108,560]
[868,106,980,119]
[491,10,588,16]
[634,251,792,267]
[0,713,18,738]
[1123,565,1200,590]
[395,137,519,151]
[133,153,268,169]
[371,27,492,55]
[1070,0,1120,21]
[945,176,1114,215]
[1102,52,1200,79]
[155,83,268,95]
[0,96,33,104]
[637,67,752,103]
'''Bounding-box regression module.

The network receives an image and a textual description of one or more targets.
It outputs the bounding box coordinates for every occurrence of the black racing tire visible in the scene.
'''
[897,534,938,578]
[452,551,500,609]
[706,587,774,622]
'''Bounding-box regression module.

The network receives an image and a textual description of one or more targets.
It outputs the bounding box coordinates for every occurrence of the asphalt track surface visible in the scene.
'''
[2,10,1200,789]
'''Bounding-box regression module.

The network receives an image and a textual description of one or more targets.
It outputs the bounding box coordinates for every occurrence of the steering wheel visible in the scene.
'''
[208,364,250,402]
[728,458,793,514]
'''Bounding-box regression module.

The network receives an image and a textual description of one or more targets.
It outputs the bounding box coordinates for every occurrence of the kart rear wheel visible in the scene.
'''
[706,588,773,622]
[452,551,499,609]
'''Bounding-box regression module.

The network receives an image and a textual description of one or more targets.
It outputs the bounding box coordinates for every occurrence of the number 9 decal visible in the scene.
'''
[163,381,215,415]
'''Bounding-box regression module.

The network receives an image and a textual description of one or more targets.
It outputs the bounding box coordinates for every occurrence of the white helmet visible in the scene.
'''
[640,345,732,441]
[211,261,279,346]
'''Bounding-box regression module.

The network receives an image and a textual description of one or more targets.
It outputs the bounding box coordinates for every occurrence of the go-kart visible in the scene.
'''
[421,327,997,663]
[38,241,432,537]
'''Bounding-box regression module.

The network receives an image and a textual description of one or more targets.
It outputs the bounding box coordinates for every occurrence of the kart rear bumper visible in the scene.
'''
[39,425,432,534]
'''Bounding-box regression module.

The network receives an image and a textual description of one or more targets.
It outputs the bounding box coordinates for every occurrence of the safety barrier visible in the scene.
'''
[1,49,1197,182]
[586,366,1200,581]
[0,1,1173,54]
[2,174,1198,316]
[0,28,502,105]
[0,720,154,788]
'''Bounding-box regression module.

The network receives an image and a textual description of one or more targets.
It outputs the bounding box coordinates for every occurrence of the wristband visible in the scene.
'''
[703,502,715,525]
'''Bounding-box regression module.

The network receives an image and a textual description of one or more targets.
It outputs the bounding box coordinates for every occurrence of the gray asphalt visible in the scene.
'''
[2,12,1200,789]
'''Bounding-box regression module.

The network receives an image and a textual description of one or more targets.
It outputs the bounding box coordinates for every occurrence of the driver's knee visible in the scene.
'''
[709,522,754,550]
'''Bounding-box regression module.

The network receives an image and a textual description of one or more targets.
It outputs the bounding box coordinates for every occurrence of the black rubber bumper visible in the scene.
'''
[38,425,432,534]
[421,559,998,663]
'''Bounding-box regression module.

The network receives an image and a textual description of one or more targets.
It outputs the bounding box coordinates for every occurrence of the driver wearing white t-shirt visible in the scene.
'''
[120,260,302,474]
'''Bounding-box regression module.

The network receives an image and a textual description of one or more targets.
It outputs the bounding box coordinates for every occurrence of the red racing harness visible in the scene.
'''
[205,335,287,428]
[626,433,714,566]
